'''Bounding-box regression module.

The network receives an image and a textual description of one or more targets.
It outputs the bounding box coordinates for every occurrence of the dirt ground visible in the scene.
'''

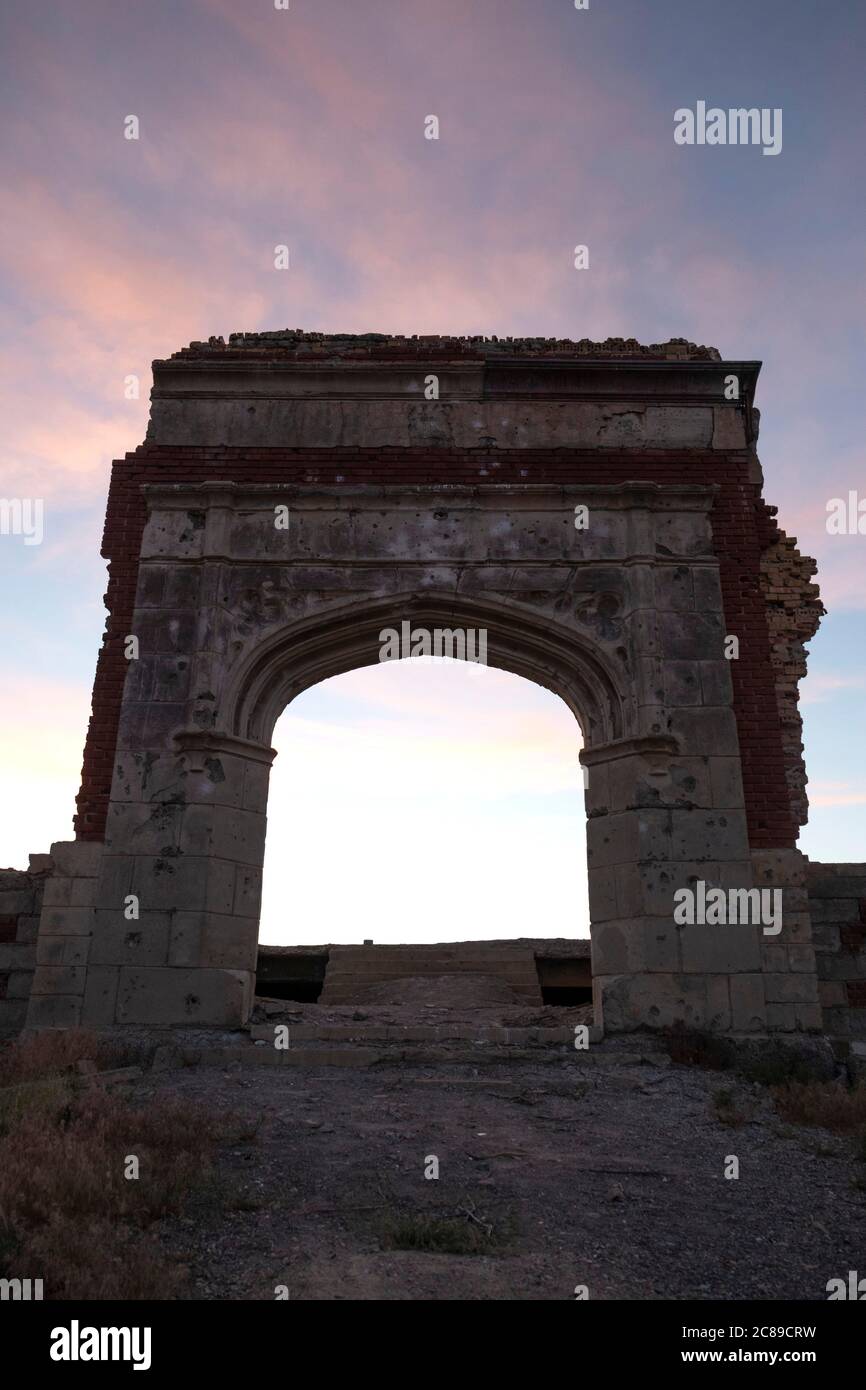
[129,1015,866,1301]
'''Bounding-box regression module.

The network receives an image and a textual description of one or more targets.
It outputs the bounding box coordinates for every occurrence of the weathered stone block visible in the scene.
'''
[29,966,86,996]
[751,849,807,889]
[130,854,236,913]
[818,979,847,1008]
[7,971,36,998]
[698,660,733,708]
[765,1002,796,1031]
[712,406,746,449]
[708,757,746,810]
[0,942,36,970]
[89,911,172,967]
[41,877,73,908]
[25,994,83,1028]
[669,808,749,863]
[585,810,641,869]
[35,936,64,966]
[15,915,40,944]
[242,760,273,812]
[654,568,695,613]
[598,971,709,1032]
[168,912,258,971]
[703,975,731,1030]
[178,804,267,866]
[807,897,860,924]
[0,998,28,1031]
[586,865,617,922]
[49,841,103,878]
[37,906,94,937]
[0,890,34,915]
[774,912,814,945]
[763,973,819,1005]
[233,864,263,918]
[807,875,866,899]
[658,612,724,663]
[760,944,788,972]
[730,974,766,1031]
[667,706,741,757]
[81,966,121,1027]
[794,1003,823,1031]
[680,923,761,974]
[115,966,252,1026]
[787,945,817,973]
[104,799,184,856]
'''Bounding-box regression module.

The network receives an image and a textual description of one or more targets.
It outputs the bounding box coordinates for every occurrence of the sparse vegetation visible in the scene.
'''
[663,1027,832,1087]
[382,1207,509,1255]
[0,1028,113,1087]
[772,1080,866,1134]
[0,1030,218,1299]
[738,1045,830,1088]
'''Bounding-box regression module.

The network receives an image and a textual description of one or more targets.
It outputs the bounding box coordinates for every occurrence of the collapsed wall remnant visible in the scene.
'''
[14,332,834,1036]
[759,517,825,831]
[808,862,866,1043]
[0,857,50,1034]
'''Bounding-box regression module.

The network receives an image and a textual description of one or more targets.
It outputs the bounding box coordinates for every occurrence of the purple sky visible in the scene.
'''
[1,0,864,937]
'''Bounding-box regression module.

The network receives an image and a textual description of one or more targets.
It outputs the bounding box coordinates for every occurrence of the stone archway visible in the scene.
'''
[36,478,764,1033]
[23,333,824,1038]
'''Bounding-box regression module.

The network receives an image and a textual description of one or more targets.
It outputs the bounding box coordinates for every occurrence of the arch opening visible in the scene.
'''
[207,593,618,1017]
[260,657,589,941]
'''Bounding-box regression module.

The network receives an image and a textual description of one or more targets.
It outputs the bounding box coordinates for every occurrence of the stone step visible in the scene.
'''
[170,1032,660,1070]
[326,948,535,960]
[321,979,541,990]
[319,961,543,973]
[249,1022,599,1044]
[320,986,542,1002]
[318,945,544,1006]
[323,960,537,973]
[322,971,539,983]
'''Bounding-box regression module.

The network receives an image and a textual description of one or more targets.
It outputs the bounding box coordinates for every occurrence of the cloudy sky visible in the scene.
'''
[1,0,864,943]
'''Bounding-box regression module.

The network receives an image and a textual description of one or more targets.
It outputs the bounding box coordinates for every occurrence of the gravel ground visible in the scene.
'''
[133,1041,866,1301]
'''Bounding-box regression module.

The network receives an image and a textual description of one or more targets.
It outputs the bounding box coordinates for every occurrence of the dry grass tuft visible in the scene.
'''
[0,1035,219,1299]
[773,1081,866,1134]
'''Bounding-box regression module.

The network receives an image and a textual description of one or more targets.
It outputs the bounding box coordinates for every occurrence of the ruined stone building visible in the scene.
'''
[1,331,863,1043]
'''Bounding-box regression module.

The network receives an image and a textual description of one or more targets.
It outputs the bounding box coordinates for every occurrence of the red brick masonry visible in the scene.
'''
[76,443,798,851]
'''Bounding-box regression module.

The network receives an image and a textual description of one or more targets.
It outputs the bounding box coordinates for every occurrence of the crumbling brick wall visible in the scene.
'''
[759,514,825,829]
[808,862,866,1037]
[0,857,51,1033]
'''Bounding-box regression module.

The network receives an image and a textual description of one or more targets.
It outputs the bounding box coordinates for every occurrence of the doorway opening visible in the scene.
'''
[256,656,591,1012]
